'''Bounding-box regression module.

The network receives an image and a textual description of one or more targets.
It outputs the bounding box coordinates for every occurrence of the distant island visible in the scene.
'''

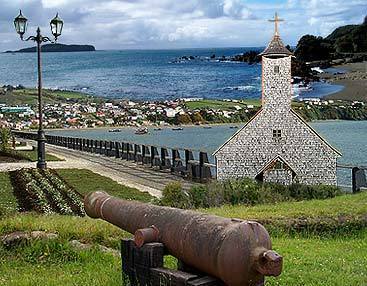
[4,43,96,53]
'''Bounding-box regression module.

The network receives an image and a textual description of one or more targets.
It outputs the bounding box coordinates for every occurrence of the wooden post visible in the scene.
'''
[142,145,146,165]
[121,142,125,159]
[134,144,139,162]
[160,148,166,170]
[115,142,120,158]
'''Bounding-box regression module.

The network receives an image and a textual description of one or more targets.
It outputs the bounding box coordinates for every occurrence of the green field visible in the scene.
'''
[204,191,367,220]
[0,149,61,163]
[0,88,94,105]
[57,169,153,202]
[0,169,366,285]
[15,149,61,162]
[185,99,261,110]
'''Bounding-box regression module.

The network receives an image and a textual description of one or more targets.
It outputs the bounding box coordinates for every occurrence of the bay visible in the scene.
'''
[0,48,342,101]
[47,120,367,187]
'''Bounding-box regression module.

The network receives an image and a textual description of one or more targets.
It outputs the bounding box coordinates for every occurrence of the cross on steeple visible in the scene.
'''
[269,12,284,36]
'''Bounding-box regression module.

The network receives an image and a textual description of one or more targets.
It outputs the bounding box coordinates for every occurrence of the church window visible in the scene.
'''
[274,65,280,73]
[273,129,282,138]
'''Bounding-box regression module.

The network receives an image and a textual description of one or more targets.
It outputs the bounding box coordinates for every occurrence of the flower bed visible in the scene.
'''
[9,168,84,216]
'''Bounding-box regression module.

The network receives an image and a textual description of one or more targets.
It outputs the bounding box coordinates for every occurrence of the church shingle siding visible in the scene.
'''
[214,17,341,186]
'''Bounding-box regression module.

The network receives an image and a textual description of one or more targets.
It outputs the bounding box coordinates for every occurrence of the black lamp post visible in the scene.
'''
[14,10,63,169]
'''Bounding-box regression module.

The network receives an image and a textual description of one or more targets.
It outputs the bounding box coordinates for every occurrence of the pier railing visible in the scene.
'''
[12,131,367,192]
[12,131,215,183]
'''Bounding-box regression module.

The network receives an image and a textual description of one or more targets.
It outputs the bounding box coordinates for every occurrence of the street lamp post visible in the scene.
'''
[14,10,63,169]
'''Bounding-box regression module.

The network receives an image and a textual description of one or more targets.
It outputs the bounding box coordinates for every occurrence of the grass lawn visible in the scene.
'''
[0,172,17,216]
[203,191,367,220]
[14,149,61,162]
[56,169,153,202]
[0,213,365,286]
[0,239,121,286]
[0,149,61,163]
[0,168,366,285]
[267,234,367,286]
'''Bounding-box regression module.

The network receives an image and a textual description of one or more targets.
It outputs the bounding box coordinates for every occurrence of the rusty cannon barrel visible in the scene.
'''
[84,191,282,286]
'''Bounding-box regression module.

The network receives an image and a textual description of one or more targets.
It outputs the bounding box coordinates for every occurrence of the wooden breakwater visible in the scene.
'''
[12,131,367,192]
[12,131,215,183]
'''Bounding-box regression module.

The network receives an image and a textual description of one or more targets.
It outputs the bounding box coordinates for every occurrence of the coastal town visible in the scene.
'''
[0,84,366,130]
[0,3,366,286]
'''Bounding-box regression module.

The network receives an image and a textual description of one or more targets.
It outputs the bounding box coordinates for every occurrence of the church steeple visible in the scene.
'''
[261,12,292,57]
[261,12,292,111]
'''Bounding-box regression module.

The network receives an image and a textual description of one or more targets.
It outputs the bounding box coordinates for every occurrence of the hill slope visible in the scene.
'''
[295,16,367,61]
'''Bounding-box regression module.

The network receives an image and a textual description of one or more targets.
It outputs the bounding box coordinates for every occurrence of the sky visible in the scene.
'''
[0,0,365,51]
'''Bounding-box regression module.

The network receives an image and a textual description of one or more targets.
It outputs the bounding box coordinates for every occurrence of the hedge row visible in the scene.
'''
[160,178,342,209]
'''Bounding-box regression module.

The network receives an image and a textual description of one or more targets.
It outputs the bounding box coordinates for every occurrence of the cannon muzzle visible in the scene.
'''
[85,191,282,286]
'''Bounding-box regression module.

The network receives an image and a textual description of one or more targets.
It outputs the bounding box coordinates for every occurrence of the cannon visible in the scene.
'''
[84,191,282,286]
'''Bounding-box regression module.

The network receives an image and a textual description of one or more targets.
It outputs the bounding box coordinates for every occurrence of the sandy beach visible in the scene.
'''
[323,61,367,102]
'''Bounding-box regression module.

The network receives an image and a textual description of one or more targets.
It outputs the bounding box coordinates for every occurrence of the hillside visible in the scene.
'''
[295,15,367,62]
[5,44,96,53]
[0,86,99,105]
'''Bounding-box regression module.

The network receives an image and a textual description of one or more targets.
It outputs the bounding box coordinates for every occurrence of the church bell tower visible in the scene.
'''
[260,13,293,113]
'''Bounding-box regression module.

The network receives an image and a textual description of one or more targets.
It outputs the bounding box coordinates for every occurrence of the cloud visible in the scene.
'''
[0,0,365,51]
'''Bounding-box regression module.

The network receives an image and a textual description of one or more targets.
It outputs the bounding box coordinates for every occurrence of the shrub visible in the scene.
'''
[221,178,261,205]
[259,183,291,204]
[0,128,11,152]
[288,184,342,200]
[158,177,343,209]
[160,182,191,209]
[188,185,210,208]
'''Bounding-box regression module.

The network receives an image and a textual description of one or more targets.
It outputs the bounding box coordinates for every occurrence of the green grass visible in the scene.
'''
[185,99,261,110]
[185,99,307,111]
[14,149,62,162]
[267,234,367,286]
[0,214,130,248]
[0,172,17,216]
[0,88,92,106]
[0,239,121,286]
[203,191,367,220]
[0,213,365,286]
[56,169,153,203]
[0,169,366,285]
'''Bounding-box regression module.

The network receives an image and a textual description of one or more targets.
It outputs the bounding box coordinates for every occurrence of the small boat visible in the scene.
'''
[203,126,212,129]
[108,129,121,132]
[230,126,238,129]
[135,127,148,135]
[172,127,183,131]
[154,128,162,131]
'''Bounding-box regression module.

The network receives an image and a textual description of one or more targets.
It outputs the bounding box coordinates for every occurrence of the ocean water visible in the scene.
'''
[48,120,367,187]
[0,48,343,101]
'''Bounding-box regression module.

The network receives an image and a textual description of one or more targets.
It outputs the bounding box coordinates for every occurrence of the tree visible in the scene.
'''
[191,112,204,123]
[294,35,333,61]
[176,113,192,125]
[0,128,11,152]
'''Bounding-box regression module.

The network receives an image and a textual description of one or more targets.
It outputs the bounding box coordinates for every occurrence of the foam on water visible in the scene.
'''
[0,48,343,101]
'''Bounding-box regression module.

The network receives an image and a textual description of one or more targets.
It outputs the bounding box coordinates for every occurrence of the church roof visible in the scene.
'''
[260,35,293,56]
[212,108,342,157]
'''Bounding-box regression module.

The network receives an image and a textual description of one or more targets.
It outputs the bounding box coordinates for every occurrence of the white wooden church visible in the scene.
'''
[214,13,341,186]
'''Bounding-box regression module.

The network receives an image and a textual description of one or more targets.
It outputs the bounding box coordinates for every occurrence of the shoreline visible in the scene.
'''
[321,61,367,102]
[41,119,365,133]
